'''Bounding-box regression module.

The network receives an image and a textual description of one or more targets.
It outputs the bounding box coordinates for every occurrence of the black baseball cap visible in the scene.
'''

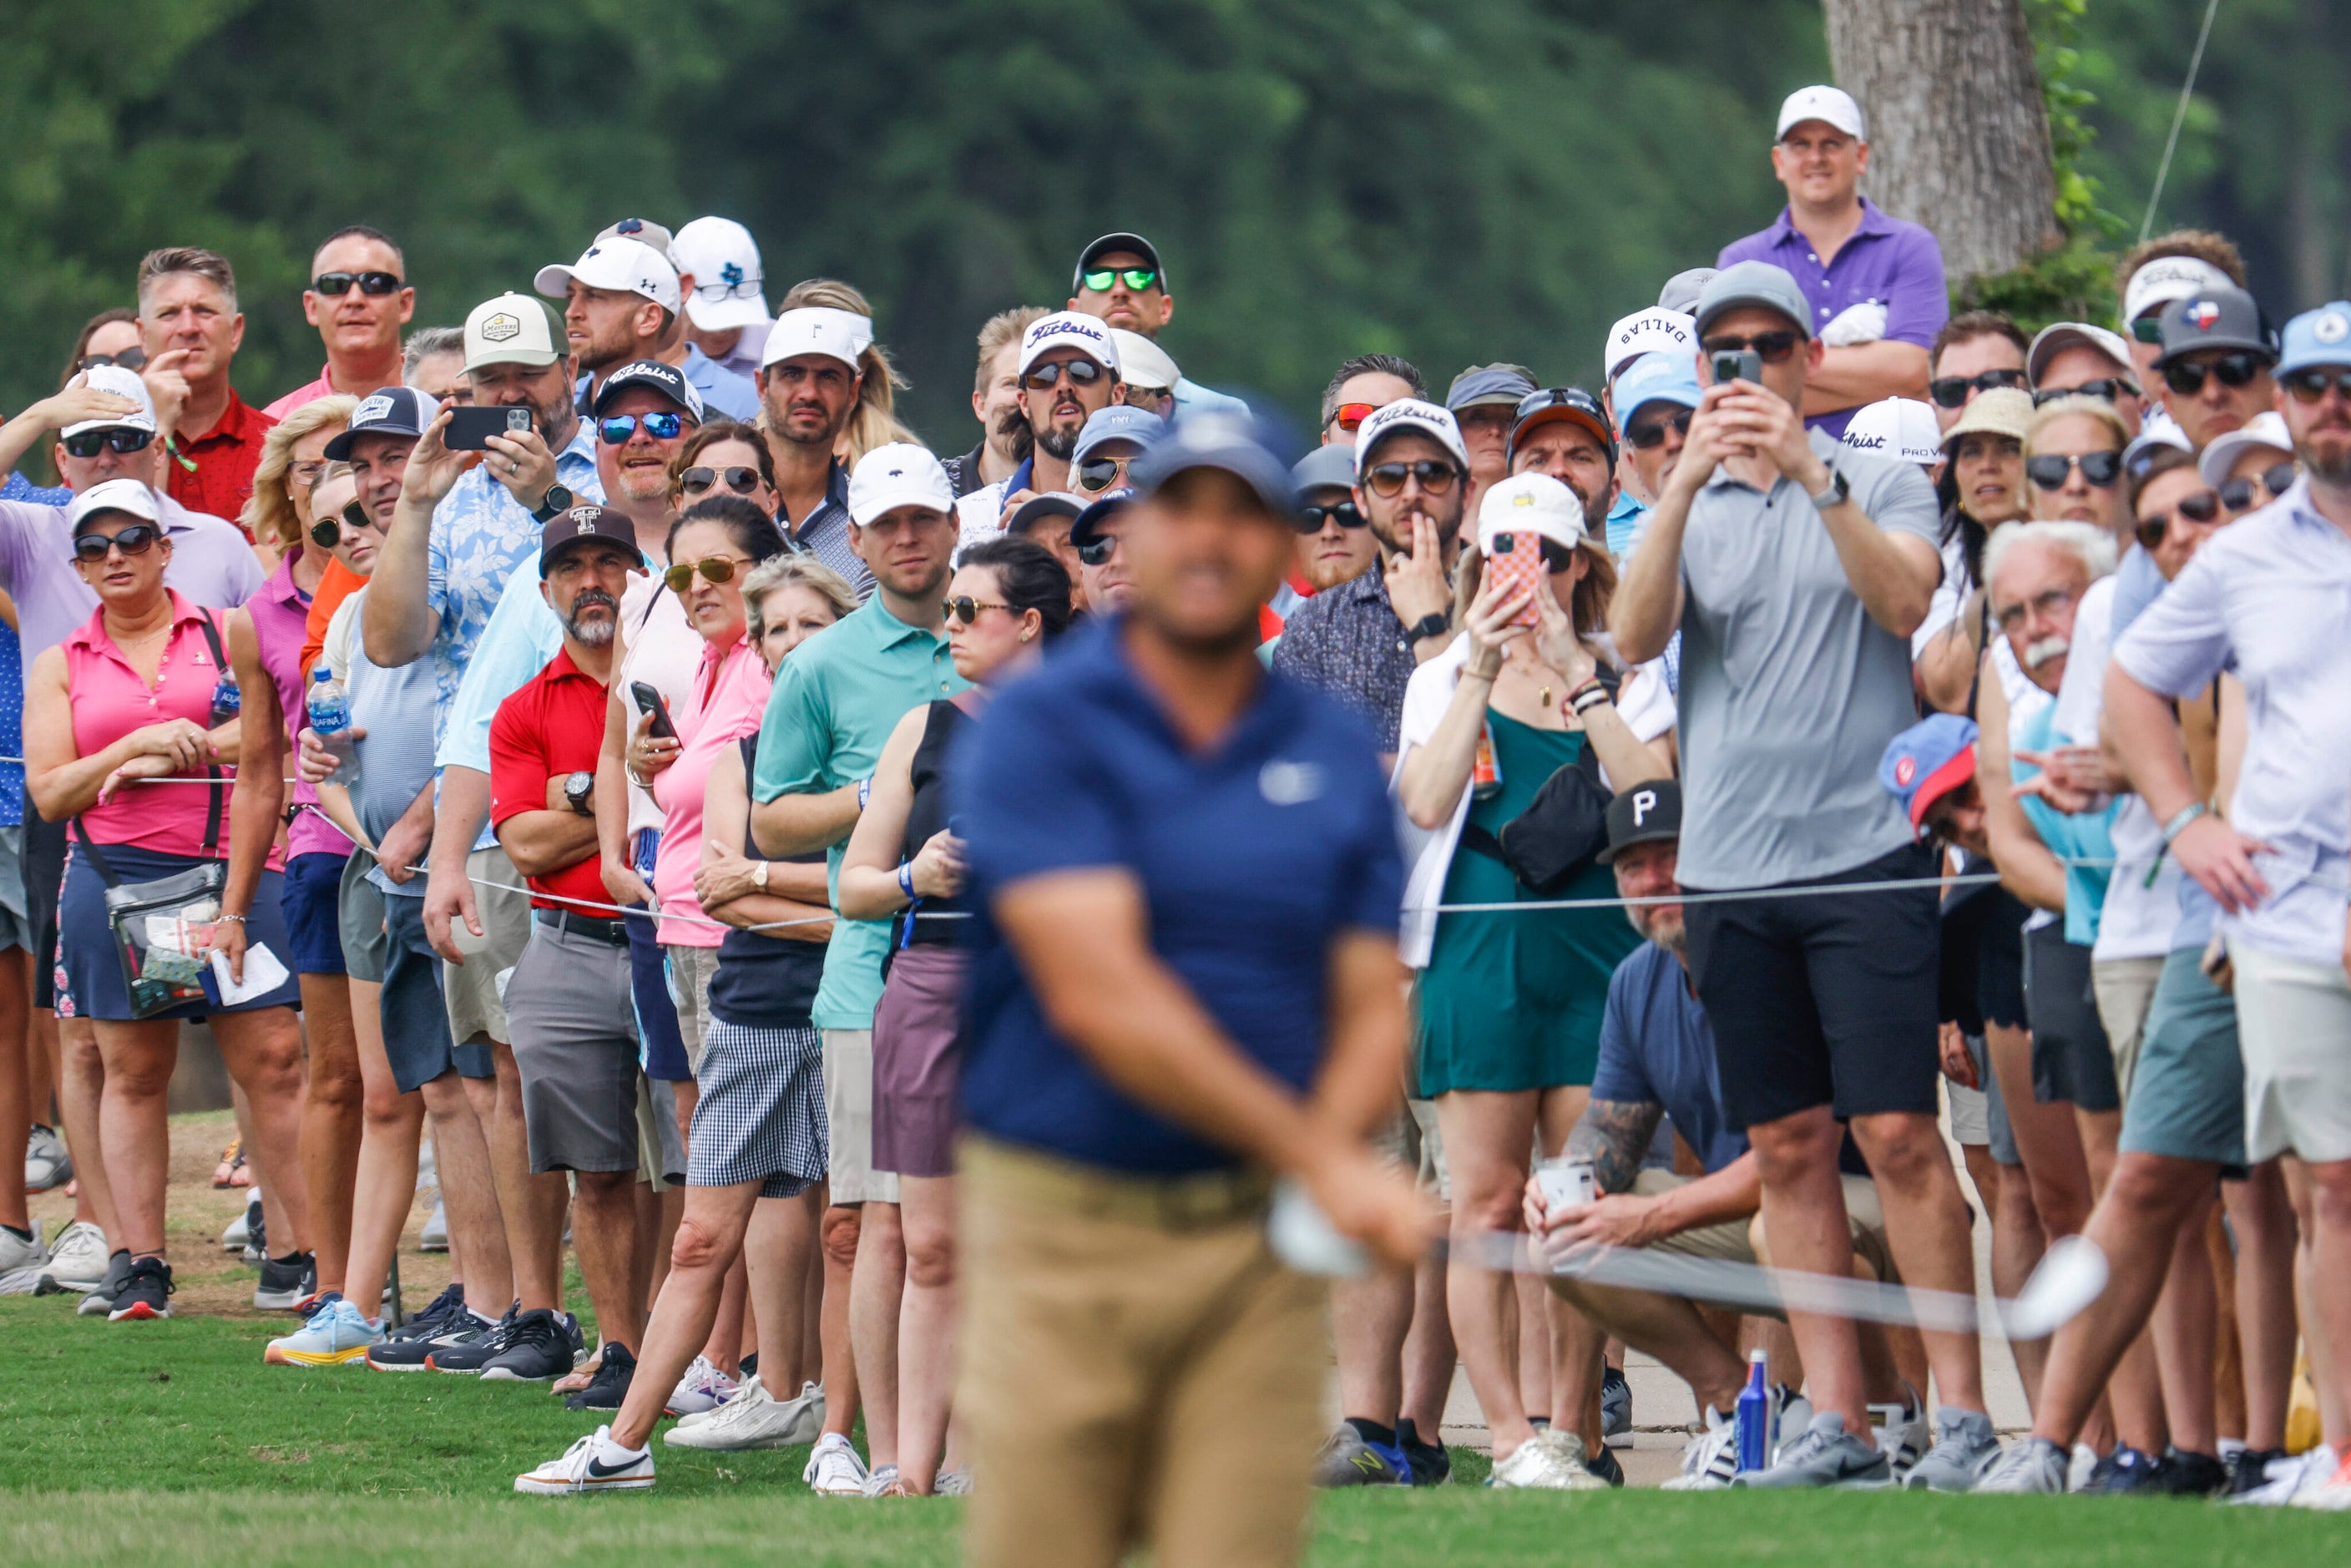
[1074,232,1166,292]
[538,503,645,577]
[1509,386,1618,470]
[2155,284,2278,367]
[591,359,706,420]
[324,385,434,459]
[1597,778,1681,863]
[1069,488,1136,549]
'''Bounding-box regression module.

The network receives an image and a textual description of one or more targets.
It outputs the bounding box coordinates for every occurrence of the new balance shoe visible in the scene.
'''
[564,1343,637,1410]
[1870,1383,1930,1479]
[254,1252,313,1312]
[1396,1418,1450,1487]
[108,1255,174,1321]
[1312,1421,1412,1487]
[2078,1444,2168,1494]
[265,1297,383,1367]
[41,1221,109,1292]
[2159,1448,2230,1497]
[1975,1436,2070,1495]
[77,1250,133,1316]
[1489,1429,1608,1490]
[478,1308,581,1383]
[805,1432,869,1495]
[25,1125,71,1191]
[0,1221,44,1274]
[664,1355,736,1417]
[1600,1366,1633,1448]
[1731,1412,1892,1489]
[515,1427,655,1495]
[418,1198,448,1253]
[1903,1407,2000,1492]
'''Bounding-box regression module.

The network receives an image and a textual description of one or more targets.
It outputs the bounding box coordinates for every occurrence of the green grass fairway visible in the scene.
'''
[3,1299,2343,1565]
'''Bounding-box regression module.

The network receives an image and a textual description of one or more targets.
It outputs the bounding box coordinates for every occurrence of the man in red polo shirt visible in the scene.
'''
[484,503,650,1404]
[136,246,276,533]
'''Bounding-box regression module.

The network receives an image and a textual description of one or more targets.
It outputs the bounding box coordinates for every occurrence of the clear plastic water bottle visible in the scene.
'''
[307,666,356,770]
[1734,1348,1771,1472]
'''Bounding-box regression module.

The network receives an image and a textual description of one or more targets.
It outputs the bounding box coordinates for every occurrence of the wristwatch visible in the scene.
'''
[751,860,770,893]
[1808,465,1850,511]
[1404,611,1450,644]
[531,483,575,524]
[564,770,594,816]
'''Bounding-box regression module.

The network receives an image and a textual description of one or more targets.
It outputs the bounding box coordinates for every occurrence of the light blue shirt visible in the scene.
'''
[1605,491,1650,560]
[425,422,600,750]
[682,346,760,422]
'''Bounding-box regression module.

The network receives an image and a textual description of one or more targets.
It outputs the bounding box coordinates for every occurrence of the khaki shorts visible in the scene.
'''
[821,1028,900,1205]
[2093,953,2166,1100]
[1641,1170,1896,1319]
[1369,1096,1449,1202]
[665,943,722,1073]
[2228,941,2351,1166]
[958,1136,1322,1568]
[442,845,533,1046]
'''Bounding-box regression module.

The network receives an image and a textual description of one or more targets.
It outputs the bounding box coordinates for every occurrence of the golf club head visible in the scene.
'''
[2002,1233,2110,1340]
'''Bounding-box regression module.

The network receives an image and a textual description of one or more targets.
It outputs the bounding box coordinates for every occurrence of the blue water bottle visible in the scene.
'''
[1733,1348,1771,1472]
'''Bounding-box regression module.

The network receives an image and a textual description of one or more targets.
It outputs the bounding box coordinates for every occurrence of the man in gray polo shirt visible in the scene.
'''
[1613,260,1996,1489]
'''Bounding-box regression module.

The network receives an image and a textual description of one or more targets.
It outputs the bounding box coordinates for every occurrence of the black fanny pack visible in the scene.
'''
[1459,668,1618,895]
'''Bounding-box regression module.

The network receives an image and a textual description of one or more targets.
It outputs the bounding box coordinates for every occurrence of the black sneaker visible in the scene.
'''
[427,1306,524,1373]
[1587,1441,1626,1488]
[2079,1444,2169,1494]
[78,1250,134,1318]
[564,1342,637,1410]
[1397,1418,1451,1487]
[385,1282,468,1340]
[478,1308,580,1382]
[108,1255,174,1321]
[255,1252,313,1311]
[2227,1446,2288,1495]
[2161,1449,2229,1496]
[1601,1366,1633,1445]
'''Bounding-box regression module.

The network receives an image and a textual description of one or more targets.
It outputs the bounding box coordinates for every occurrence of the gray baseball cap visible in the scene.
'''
[1691,260,1813,341]
[1290,443,1358,497]
[1658,267,1718,314]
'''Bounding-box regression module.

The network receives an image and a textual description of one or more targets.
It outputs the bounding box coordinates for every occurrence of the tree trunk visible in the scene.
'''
[1822,0,2062,284]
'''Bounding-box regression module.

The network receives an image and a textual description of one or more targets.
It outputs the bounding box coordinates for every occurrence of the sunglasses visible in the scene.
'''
[2131,315,2167,345]
[2162,352,2268,396]
[1079,267,1159,293]
[663,554,749,595]
[62,427,154,458]
[1992,584,2081,636]
[76,347,147,372]
[313,271,403,296]
[2284,367,2351,403]
[309,498,379,549]
[1077,533,1120,568]
[1021,358,1106,392]
[2219,460,2298,513]
[1625,407,1694,450]
[1701,331,1802,365]
[2025,451,2122,490]
[679,465,761,498]
[1490,530,1575,572]
[1330,402,1378,433]
[1292,500,1368,534]
[2135,488,2222,549]
[1928,368,2028,408]
[72,522,163,562]
[1364,459,1460,498]
[1074,455,1135,494]
[2033,378,2139,407]
[599,412,685,444]
[943,596,1012,626]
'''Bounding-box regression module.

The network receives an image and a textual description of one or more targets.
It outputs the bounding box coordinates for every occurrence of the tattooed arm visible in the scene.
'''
[1565,1097,1666,1196]
[1534,1095,1765,1252]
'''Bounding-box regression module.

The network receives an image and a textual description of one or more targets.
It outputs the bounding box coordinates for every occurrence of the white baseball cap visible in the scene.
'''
[2121,255,2234,325]
[672,217,771,334]
[1352,398,1469,478]
[1777,84,1864,140]
[847,443,954,527]
[2028,321,2136,387]
[67,477,162,529]
[62,365,159,439]
[1018,311,1120,378]
[463,291,562,371]
[2197,410,2294,488]
[1475,472,1588,555]
[1604,307,1697,382]
[1109,329,1178,392]
[1841,397,1942,468]
[761,306,873,372]
[533,237,681,314]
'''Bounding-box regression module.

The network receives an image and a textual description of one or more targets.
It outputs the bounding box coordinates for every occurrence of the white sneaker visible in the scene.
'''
[515,1427,655,1495]
[1869,1383,1929,1479]
[664,1374,799,1450]
[42,1221,108,1292]
[2293,1446,2351,1510]
[805,1432,869,1495]
[663,1355,737,1418]
[0,1220,45,1274]
[418,1198,448,1253]
[936,1470,973,1496]
[2232,1447,2326,1506]
[24,1125,70,1191]
[2067,1442,2100,1493]
[1489,1429,1608,1491]
[222,1206,250,1253]
[862,1464,902,1498]
[1661,1408,1736,1491]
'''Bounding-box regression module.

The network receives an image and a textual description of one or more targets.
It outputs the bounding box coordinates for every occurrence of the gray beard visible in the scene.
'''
[1037,423,1078,462]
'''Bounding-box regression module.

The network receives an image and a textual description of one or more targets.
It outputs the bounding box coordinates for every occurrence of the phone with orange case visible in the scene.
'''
[1484,530,1548,628]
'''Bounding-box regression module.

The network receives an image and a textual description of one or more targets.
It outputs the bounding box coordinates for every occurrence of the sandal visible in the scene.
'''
[211,1137,245,1189]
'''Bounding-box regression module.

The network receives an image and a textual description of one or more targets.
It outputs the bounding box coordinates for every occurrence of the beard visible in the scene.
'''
[1037,422,1079,462]
[2305,427,2351,488]
[564,589,619,645]
[1624,903,1686,954]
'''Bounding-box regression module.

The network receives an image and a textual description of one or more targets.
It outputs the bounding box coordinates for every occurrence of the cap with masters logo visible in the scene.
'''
[465,292,562,372]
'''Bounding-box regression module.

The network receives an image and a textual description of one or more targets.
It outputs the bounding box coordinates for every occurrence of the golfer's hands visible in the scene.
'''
[1300,1132,1436,1270]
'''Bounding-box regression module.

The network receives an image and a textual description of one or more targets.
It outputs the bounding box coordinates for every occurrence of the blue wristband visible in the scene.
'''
[857,776,872,811]
[897,862,915,901]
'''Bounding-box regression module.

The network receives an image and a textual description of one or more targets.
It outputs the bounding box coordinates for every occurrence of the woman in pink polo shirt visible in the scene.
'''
[24,480,308,1323]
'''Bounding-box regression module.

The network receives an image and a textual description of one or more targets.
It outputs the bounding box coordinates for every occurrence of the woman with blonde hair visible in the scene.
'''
[776,279,921,465]
[239,396,359,569]
[2023,393,2131,540]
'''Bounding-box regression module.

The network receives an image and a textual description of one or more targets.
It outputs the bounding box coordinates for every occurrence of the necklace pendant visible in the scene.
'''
[1540,685,1553,707]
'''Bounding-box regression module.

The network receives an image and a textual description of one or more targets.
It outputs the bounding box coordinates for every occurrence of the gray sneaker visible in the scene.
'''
[1974,1436,2069,1495]
[1904,1407,2002,1492]
[77,1249,133,1317]
[1730,1412,1892,1490]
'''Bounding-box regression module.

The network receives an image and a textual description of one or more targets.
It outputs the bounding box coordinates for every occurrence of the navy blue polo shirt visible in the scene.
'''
[1589,943,1748,1174]
[956,617,1404,1174]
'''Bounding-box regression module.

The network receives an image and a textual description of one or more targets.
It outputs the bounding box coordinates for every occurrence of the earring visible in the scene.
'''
[1019,631,1031,641]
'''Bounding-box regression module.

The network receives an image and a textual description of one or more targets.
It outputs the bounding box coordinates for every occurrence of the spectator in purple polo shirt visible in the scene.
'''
[1717,86,1947,441]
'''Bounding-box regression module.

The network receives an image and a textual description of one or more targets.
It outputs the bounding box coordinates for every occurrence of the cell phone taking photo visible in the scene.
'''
[445,405,534,451]
[1711,348,1763,387]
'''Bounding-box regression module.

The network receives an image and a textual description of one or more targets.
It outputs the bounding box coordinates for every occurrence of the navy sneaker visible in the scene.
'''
[384,1282,468,1340]
[373,1302,503,1372]
[479,1308,580,1382]
[2227,1446,2289,1496]
[565,1342,638,1410]
[1601,1367,1633,1447]
[1588,1441,1626,1488]
[108,1255,174,1321]
[2079,1444,2168,1494]
[1397,1419,1451,1487]
[426,1306,525,1373]
[1312,1422,1410,1487]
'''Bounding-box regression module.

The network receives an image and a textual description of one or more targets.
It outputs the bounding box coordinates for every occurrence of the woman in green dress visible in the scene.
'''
[1395,471,1676,1484]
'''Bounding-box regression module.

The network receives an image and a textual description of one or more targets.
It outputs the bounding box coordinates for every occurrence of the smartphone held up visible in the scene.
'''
[446,404,534,451]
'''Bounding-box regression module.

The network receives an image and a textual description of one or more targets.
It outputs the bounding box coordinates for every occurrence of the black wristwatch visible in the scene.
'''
[1807,465,1850,511]
[1404,611,1451,644]
[563,770,594,816]
[531,483,575,524]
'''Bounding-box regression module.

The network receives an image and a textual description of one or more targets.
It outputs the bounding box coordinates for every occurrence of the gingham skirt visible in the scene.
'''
[687,1018,827,1198]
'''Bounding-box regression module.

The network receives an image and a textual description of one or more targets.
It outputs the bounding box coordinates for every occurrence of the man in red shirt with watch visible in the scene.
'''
[485,503,651,1404]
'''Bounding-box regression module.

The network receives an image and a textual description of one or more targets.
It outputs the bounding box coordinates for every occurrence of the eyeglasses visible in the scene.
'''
[2219,460,2298,513]
[309,498,378,549]
[1077,533,1120,568]
[1992,584,2081,635]
[2033,378,2140,407]
[943,597,1012,626]
[2162,352,2268,396]
[1021,358,1106,392]
[1625,408,1694,451]
[75,347,147,372]
[1364,459,1460,498]
[1074,455,1135,494]
[1330,402,1377,433]
[61,427,154,458]
[1490,530,1575,572]
[1292,500,1368,534]
[1701,331,1802,365]
[72,523,163,562]
[1079,267,1159,293]
[662,555,750,595]
[313,271,403,296]
[1928,369,2028,408]
[691,276,762,301]
[679,465,761,498]
[2024,451,2122,490]
[599,412,685,444]
[288,458,329,488]
[2284,367,2351,403]
[2135,488,2222,549]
